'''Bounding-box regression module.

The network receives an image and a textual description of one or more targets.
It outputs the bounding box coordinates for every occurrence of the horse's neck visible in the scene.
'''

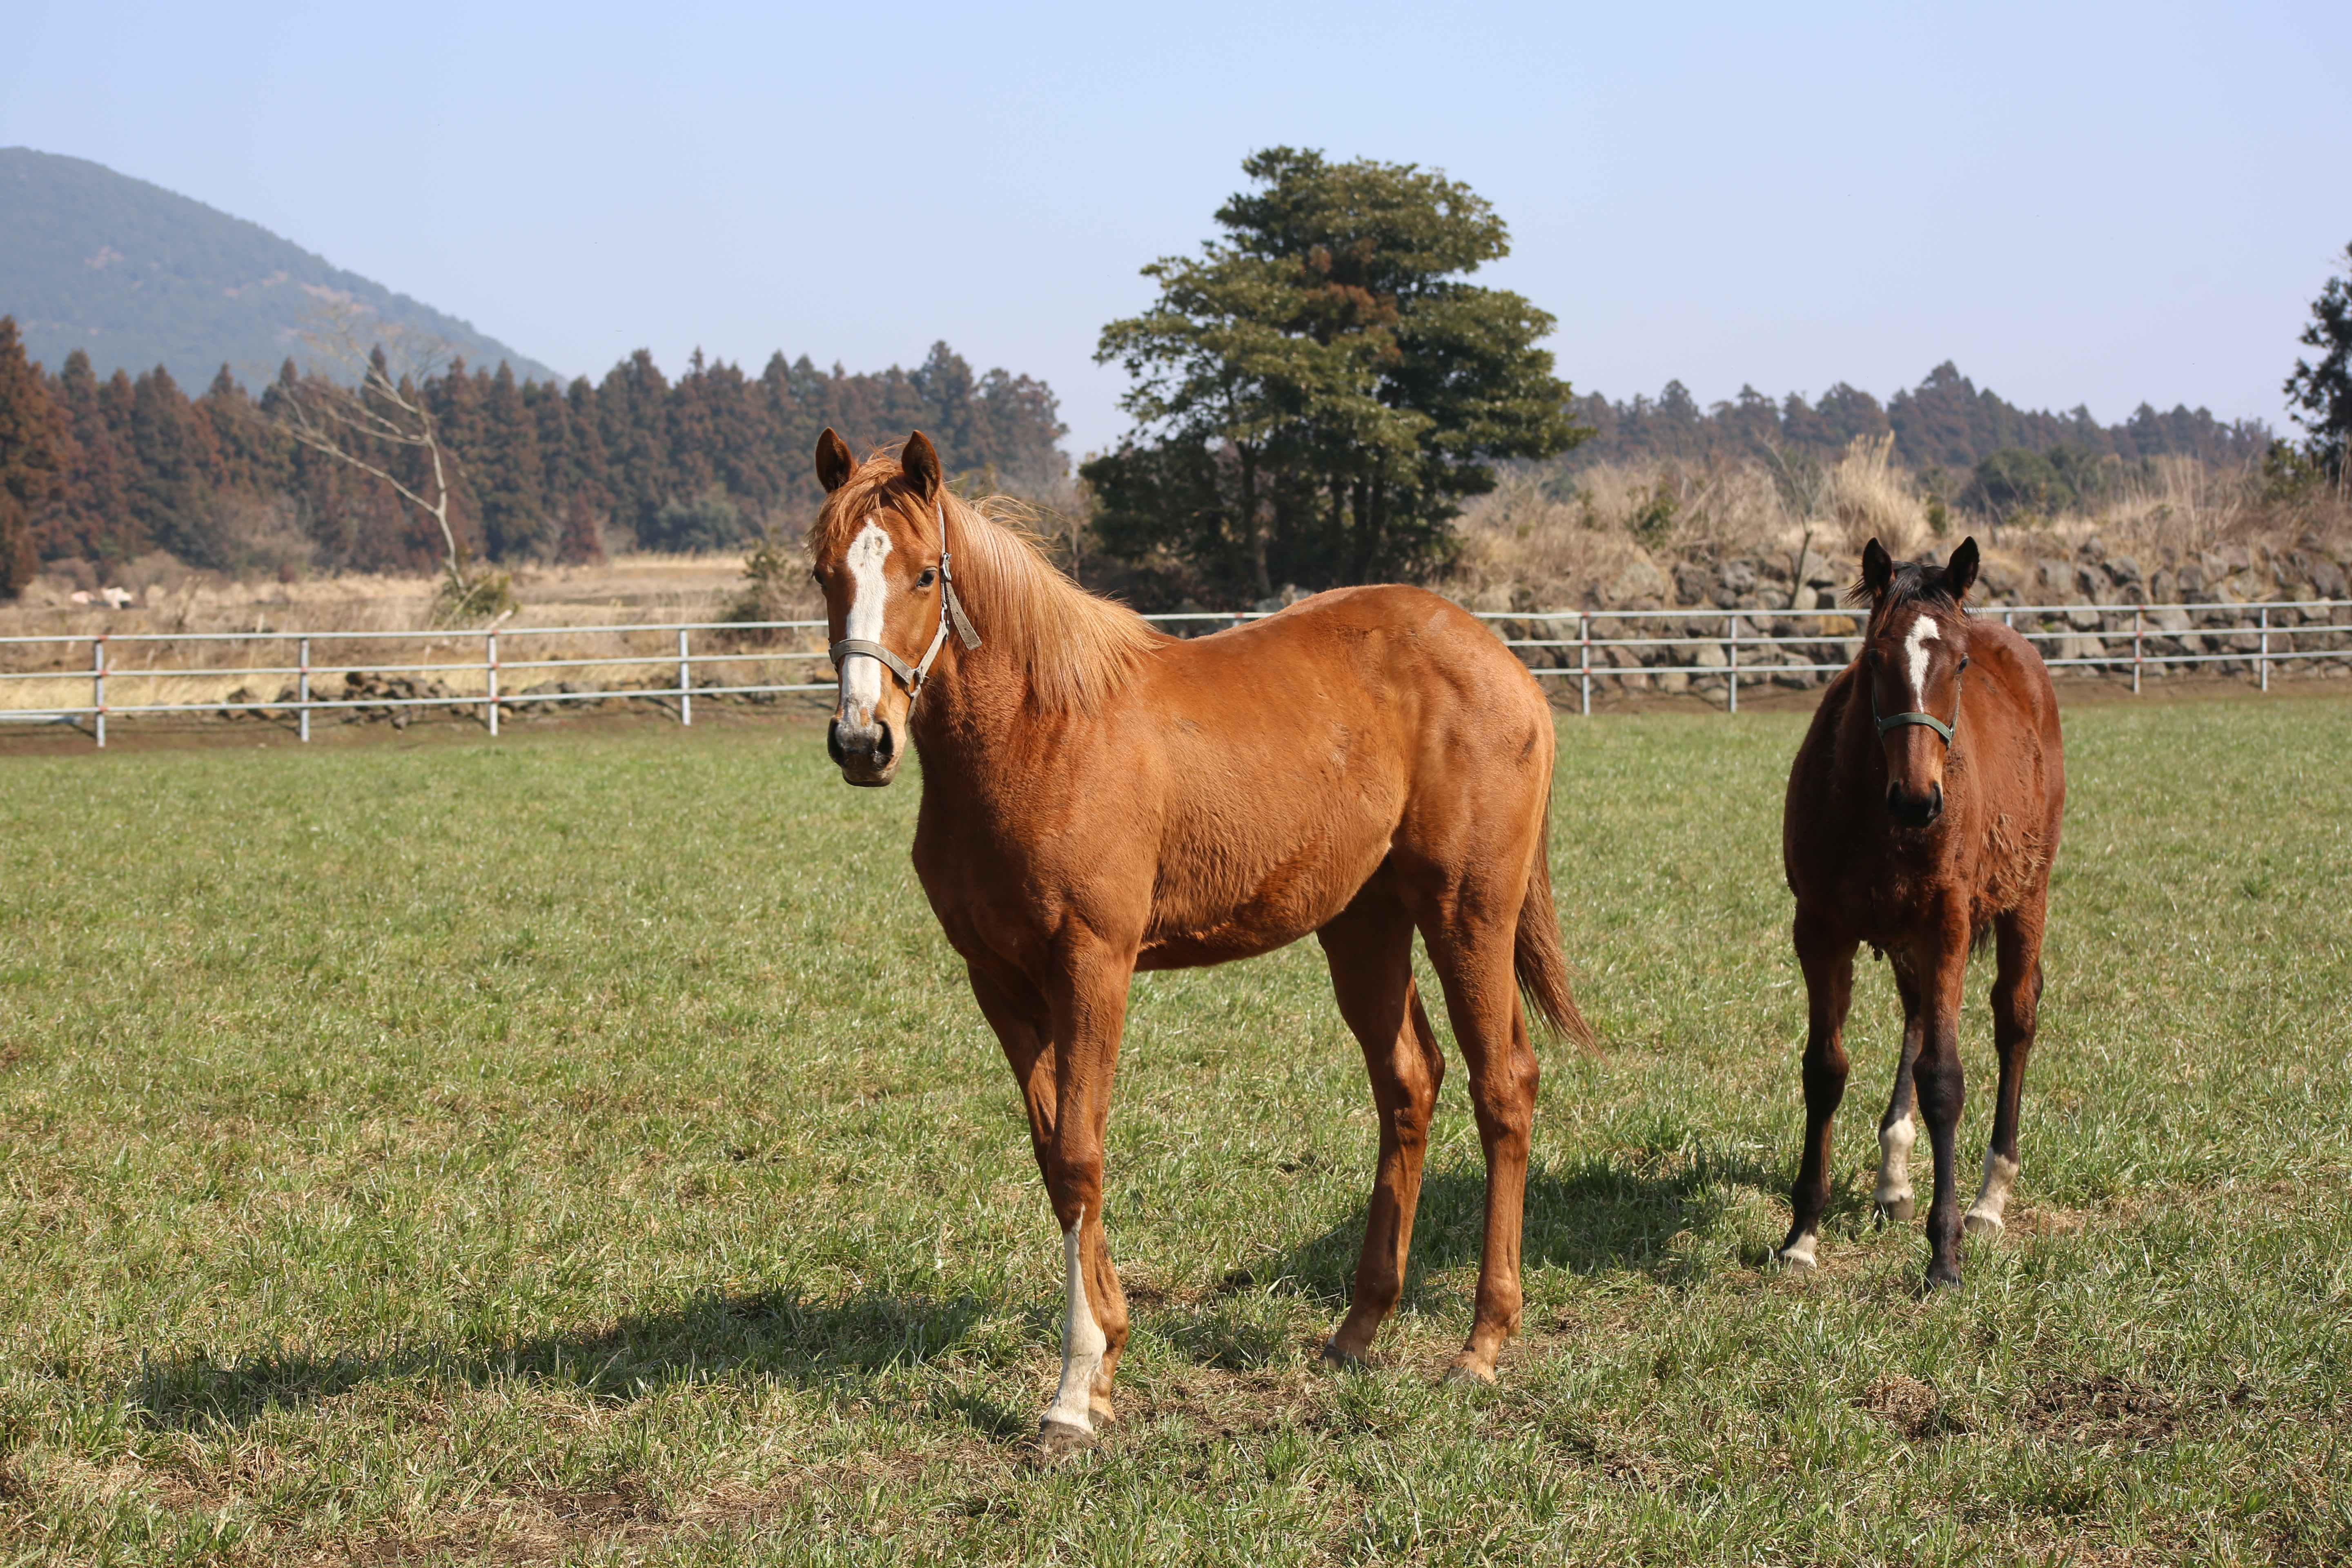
[906,641,1057,785]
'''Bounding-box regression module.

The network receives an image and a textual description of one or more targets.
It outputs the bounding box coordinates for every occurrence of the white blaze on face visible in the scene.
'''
[1904,615,1940,706]
[838,520,894,715]
[1042,1209,1107,1433]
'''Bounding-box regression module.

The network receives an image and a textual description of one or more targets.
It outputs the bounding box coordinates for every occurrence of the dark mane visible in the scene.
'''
[1846,556,1971,619]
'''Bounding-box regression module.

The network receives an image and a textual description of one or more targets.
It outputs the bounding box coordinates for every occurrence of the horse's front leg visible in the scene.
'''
[965,961,1057,1185]
[1035,938,1135,1453]
[1966,902,2046,1238]
[1778,911,1857,1267]
[1912,908,1973,1288]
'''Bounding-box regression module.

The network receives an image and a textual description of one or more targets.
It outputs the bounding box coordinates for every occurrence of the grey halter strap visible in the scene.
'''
[828,499,982,702]
[1871,660,1963,746]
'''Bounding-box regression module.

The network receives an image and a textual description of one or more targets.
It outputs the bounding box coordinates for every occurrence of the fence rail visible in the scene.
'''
[2,598,2346,745]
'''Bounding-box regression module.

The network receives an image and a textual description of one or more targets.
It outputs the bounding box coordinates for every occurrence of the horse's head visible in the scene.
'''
[1851,536,1980,829]
[808,428,971,787]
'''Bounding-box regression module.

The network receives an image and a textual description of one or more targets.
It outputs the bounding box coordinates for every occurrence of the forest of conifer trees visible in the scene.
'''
[0,320,1067,597]
[1566,362,2272,475]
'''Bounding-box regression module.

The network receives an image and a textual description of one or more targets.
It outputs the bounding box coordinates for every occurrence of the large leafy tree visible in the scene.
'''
[2285,241,2352,481]
[1089,148,1582,602]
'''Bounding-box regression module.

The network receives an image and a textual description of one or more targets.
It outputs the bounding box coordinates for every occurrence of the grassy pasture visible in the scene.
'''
[0,699,2347,1565]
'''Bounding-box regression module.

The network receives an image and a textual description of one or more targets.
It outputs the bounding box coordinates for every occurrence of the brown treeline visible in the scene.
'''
[0,318,1066,596]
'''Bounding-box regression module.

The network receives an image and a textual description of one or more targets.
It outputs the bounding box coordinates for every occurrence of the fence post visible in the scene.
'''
[486,631,500,737]
[1726,615,1739,714]
[1579,612,1591,717]
[298,637,312,742]
[92,634,106,749]
[678,628,692,726]
[2258,604,2270,692]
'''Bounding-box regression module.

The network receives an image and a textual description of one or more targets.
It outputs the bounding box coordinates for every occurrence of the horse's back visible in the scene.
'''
[1180,584,1538,691]
[1155,585,1548,760]
[1126,585,1555,964]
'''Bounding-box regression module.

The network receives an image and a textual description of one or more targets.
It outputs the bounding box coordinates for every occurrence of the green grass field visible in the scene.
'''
[2,699,2348,1565]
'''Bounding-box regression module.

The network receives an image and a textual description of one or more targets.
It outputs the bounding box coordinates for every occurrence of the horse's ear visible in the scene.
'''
[1851,537,1893,606]
[815,428,857,493]
[1944,536,1980,604]
[900,430,943,502]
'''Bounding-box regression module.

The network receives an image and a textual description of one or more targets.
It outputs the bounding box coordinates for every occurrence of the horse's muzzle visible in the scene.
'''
[1884,779,1943,828]
[829,713,901,787]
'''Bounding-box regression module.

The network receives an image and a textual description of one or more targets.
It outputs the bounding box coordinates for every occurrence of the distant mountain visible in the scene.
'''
[0,147,556,389]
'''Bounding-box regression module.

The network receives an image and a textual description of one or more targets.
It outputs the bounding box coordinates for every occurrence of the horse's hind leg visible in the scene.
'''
[1966,902,2046,1238]
[1316,870,1443,1367]
[1777,912,1857,1267]
[1875,962,1930,1224]
[1413,916,1539,1385]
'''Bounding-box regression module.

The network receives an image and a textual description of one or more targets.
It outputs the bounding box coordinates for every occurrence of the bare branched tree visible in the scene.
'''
[274,301,475,599]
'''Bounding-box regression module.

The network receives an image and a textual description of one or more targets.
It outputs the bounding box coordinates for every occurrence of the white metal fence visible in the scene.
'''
[2,598,2346,746]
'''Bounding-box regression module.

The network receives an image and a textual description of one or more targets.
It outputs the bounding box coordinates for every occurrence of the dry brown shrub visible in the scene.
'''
[1822,434,1931,557]
[1448,436,2352,615]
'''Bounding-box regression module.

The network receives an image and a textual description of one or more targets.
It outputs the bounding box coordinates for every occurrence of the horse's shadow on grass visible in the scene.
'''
[130,1285,1010,1434]
[131,1143,1788,1432]
[1226,1141,1787,1315]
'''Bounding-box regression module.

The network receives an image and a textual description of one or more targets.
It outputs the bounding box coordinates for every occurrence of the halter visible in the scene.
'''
[1870,653,1964,746]
[829,499,983,704]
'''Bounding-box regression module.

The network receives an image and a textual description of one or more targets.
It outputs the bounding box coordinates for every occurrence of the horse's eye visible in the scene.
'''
[916,568,938,590]
[1958,655,1971,672]
[810,570,824,587]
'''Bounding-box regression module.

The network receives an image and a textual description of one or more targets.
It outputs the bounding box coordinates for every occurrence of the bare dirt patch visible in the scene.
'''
[1860,1372,1944,1441]
[2022,1375,2183,1449]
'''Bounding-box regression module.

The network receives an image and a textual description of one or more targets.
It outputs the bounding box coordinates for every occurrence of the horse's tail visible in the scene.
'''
[1515,798,1595,1049]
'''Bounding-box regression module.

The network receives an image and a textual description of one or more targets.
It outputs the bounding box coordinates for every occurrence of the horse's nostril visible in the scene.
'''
[1884,780,1940,827]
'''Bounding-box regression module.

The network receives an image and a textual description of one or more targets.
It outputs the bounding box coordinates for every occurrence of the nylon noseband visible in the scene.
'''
[1871,646,1964,746]
[829,500,983,705]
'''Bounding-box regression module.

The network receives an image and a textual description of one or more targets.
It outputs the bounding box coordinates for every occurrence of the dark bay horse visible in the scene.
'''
[1775,537,2065,1288]
[808,429,1588,1450]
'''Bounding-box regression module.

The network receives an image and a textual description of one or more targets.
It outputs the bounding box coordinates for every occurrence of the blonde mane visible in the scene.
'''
[808,455,1166,712]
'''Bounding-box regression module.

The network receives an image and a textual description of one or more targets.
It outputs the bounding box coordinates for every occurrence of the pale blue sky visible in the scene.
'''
[7,1,2344,457]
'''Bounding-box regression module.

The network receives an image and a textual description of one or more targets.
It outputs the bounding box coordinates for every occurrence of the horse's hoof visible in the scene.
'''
[1774,1234,1818,1270]
[1317,1340,1365,1372]
[1962,1209,2005,1238]
[1036,1419,1096,1457]
[1924,1264,1962,1292]
[1441,1356,1498,1388]
[1874,1191,1916,1224]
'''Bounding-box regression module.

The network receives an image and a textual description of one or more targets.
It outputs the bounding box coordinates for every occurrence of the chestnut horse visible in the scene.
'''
[807,429,1588,1450]
[1775,537,2065,1288]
